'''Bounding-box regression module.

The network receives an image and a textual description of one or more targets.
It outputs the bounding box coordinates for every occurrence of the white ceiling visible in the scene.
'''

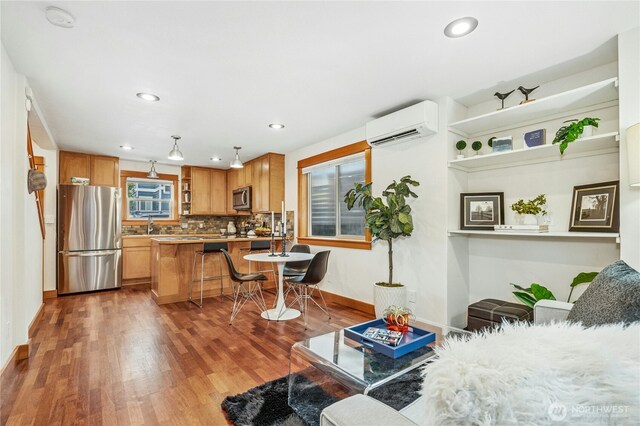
[2,1,638,167]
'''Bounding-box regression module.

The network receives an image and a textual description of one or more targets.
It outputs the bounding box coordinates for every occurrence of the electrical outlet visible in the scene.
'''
[198,223,204,229]
[181,223,188,229]
[408,290,416,303]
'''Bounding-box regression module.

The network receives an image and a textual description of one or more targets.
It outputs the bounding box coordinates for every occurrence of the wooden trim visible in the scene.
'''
[26,125,46,239]
[297,237,371,250]
[320,290,375,316]
[43,290,57,299]
[28,303,45,339]
[297,140,372,248]
[297,140,370,169]
[122,280,151,288]
[120,170,180,225]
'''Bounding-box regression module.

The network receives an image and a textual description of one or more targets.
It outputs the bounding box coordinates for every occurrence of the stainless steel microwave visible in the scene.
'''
[232,186,252,210]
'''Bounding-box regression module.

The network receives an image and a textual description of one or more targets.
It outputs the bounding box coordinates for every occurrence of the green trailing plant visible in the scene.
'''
[455,140,467,154]
[552,117,600,154]
[344,175,419,286]
[471,141,482,154]
[511,194,548,216]
[510,271,598,307]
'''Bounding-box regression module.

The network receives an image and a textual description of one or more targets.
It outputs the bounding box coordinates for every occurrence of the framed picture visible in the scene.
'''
[492,136,513,153]
[524,129,546,148]
[460,192,504,230]
[569,181,619,232]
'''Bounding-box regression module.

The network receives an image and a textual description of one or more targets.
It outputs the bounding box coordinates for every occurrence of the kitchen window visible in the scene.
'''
[297,141,371,250]
[120,171,179,225]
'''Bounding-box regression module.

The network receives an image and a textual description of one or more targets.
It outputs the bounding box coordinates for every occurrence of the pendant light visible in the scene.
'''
[230,146,244,169]
[147,160,159,179]
[168,135,183,161]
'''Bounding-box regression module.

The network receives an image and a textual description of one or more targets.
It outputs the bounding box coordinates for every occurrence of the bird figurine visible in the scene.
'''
[518,85,539,104]
[494,90,515,110]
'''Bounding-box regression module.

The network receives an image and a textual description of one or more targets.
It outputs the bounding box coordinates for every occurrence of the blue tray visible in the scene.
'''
[344,318,436,359]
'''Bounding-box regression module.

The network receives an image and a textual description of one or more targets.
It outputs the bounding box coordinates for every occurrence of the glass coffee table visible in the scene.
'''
[287,321,470,424]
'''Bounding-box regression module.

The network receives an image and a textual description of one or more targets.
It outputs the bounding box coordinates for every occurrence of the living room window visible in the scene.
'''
[297,141,371,250]
[120,171,179,225]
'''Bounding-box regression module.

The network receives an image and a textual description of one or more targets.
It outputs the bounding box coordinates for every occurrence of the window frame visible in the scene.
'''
[120,170,180,225]
[297,140,372,250]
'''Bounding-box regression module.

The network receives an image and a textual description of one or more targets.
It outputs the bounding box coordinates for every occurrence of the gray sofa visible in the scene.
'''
[319,300,572,426]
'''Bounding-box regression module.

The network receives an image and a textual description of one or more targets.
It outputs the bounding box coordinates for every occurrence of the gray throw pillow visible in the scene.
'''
[567,260,640,327]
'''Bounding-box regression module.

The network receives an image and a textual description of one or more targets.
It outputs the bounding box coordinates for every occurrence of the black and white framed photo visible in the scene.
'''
[460,192,504,230]
[569,181,619,233]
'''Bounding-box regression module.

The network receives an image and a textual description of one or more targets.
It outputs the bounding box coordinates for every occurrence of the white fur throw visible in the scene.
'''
[421,322,639,425]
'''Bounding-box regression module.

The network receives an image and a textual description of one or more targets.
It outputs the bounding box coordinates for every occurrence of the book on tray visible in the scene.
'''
[362,327,404,346]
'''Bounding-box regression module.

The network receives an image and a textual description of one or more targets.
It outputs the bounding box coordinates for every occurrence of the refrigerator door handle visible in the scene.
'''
[60,250,118,257]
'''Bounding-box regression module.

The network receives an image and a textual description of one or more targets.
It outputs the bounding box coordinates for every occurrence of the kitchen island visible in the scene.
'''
[150,236,283,305]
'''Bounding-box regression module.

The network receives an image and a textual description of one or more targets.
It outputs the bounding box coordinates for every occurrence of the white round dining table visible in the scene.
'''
[243,252,315,321]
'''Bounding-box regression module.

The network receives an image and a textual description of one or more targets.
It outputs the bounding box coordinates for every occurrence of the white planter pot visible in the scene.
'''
[516,214,539,226]
[579,125,594,139]
[373,284,406,318]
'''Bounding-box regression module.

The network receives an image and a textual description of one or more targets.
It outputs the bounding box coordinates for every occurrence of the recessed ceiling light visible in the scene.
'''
[120,145,134,151]
[136,92,160,102]
[210,157,222,162]
[269,123,285,129]
[45,6,75,28]
[444,17,478,38]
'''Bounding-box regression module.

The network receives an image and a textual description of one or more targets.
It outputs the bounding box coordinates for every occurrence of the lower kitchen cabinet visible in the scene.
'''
[122,237,152,285]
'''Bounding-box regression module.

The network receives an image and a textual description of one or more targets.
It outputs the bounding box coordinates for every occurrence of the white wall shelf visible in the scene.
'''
[448,230,620,242]
[449,78,619,137]
[448,132,619,172]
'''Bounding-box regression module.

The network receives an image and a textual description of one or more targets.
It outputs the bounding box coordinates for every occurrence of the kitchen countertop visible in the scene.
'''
[150,236,284,244]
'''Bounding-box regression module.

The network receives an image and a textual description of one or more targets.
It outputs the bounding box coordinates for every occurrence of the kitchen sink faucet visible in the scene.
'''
[147,216,154,235]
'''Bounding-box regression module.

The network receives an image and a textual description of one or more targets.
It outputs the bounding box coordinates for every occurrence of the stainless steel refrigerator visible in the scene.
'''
[58,185,122,294]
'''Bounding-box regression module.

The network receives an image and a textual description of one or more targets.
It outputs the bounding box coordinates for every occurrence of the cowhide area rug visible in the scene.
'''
[222,368,422,426]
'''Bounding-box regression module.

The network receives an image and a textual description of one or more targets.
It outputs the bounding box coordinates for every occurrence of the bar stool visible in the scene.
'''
[190,241,228,308]
[220,249,270,324]
[240,240,276,281]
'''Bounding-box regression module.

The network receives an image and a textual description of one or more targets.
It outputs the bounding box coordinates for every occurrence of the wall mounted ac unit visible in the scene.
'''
[366,100,438,147]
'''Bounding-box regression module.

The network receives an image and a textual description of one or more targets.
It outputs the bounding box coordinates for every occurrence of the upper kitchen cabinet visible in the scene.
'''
[90,155,120,186]
[184,166,227,215]
[251,153,284,213]
[59,151,119,187]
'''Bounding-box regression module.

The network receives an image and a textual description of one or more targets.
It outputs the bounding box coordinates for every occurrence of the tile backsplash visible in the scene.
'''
[122,213,290,235]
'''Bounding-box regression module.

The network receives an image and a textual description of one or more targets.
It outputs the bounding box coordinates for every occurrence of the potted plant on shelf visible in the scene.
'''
[455,140,467,159]
[345,175,419,317]
[552,117,600,154]
[471,140,482,156]
[511,194,547,225]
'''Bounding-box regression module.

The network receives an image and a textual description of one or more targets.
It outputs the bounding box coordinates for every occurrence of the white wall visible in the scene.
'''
[618,28,640,270]
[0,44,43,366]
[31,144,58,292]
[285,99,452,324]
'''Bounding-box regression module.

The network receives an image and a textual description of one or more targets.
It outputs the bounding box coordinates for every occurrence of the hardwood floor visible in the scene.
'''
[0,287,371,425]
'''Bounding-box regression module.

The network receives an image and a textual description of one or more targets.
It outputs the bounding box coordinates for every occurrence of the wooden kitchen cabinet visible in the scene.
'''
[59,150,119,187]
[90,155,120,186]
[251,153,284,213]
[186,166,227,215]
[122,237,152,285]
[59,151,91,183]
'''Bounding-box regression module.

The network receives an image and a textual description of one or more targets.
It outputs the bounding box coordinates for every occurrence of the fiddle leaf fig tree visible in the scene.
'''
[344,175,419,286]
